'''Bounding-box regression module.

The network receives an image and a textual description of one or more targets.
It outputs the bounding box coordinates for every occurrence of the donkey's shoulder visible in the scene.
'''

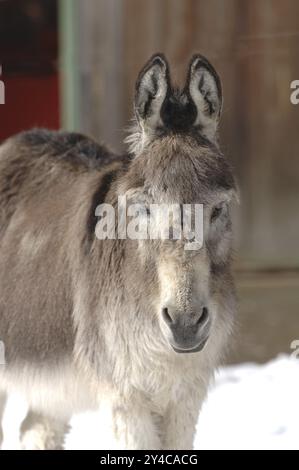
[13,128,126,170]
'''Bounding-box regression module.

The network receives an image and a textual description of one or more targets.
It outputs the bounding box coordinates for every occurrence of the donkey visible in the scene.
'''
[0,54,237,450]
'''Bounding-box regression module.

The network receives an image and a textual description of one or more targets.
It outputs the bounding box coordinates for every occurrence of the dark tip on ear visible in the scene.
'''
[137,53,169,82]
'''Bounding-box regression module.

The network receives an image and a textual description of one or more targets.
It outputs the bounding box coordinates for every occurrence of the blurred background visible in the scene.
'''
[0,0,299,366]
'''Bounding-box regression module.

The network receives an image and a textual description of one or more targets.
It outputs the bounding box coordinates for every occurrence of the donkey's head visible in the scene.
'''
[120,54,237,354]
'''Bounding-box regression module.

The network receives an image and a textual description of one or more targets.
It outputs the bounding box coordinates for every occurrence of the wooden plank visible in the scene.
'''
[234,0,299,268]
[76,0,124,152]
[59,0,80,131]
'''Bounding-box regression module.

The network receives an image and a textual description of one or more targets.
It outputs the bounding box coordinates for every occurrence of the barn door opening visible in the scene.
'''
[0,0,59,142]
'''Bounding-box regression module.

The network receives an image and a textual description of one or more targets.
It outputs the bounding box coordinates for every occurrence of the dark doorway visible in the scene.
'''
[0,0,59,142]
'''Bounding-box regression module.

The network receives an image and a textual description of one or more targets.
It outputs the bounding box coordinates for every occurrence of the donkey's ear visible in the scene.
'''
[135,54,170,133]
[185,54,222,141]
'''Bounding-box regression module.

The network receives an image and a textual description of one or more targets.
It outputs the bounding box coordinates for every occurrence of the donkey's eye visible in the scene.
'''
[211,203,225,222]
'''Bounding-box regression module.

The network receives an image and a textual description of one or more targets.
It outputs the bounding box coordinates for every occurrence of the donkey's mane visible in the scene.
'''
[124,119,144,156]
[17,128,125,171]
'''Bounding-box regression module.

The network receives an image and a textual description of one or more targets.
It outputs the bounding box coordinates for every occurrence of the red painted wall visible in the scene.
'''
[0,73,59,142]
[0,0,59,143]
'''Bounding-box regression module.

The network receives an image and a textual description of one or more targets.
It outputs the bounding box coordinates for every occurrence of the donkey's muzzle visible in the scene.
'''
[162,306,210,353]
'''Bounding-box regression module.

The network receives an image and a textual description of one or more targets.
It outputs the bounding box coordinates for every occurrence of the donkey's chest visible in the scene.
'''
[124,353,199,413]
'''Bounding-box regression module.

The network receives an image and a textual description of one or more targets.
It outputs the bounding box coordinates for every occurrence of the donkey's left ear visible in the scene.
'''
[134,54,170,134]
[185,54,222,141]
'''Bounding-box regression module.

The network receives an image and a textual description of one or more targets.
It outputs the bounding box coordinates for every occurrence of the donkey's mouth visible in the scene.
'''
[170,336,209,354]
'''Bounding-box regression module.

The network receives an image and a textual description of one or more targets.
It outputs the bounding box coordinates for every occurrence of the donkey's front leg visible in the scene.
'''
[101,392,161,450]
[20,409,70,450]
[162,385,207,450]
[0,390,7,448]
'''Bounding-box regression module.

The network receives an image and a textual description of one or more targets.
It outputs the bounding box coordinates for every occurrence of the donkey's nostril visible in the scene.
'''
[196,307,209,325]
[162,307,173,325]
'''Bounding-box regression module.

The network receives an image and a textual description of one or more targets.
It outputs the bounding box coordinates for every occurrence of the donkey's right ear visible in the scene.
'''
[134,54,170,133]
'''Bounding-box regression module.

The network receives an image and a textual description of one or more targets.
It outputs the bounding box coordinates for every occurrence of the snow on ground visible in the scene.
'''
[195,355,299,450]
[2,355,299,450]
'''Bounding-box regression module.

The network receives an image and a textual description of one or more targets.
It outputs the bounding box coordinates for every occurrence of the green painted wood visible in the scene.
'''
[58,0,80,131]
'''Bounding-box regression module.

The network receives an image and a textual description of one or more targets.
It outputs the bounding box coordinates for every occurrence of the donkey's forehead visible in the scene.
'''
[137,135,235,201]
